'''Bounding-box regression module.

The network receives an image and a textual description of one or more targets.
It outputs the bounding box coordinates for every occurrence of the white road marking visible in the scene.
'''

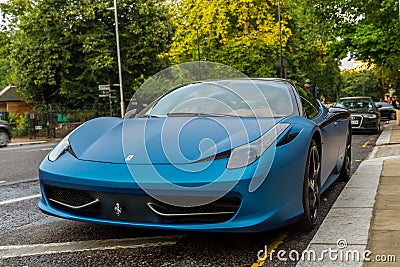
[0,194,41,205]
[0,235,183,259]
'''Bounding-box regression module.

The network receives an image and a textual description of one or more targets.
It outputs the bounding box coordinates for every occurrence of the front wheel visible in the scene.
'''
[339,128,351,181]
[0,131,9,147]
[374,122,381,134]
[296,140,320,231]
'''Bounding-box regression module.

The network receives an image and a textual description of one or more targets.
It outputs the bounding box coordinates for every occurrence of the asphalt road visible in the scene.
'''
[0,142,54,184]
[0,132,379,266]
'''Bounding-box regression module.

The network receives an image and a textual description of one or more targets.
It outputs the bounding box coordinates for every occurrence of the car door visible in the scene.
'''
[296,86,345,185]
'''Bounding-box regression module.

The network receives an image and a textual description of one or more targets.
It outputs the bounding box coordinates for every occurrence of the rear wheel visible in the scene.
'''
[297,140,320,231]
[374,122,381,134]
[0,131,9,147]
[339,128,351,181]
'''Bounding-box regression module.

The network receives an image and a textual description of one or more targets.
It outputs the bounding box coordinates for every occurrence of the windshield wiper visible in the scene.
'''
[166,112,238,117]
[138,114,164,118]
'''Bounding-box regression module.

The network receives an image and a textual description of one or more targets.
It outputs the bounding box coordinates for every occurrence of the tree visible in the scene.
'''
[340,70,383,100]
[0,32,14,89]
[2,0,175,114]
[168,0,343,102]
[284,0,342,102]
[311,0,400,97]
[168,0,292,77]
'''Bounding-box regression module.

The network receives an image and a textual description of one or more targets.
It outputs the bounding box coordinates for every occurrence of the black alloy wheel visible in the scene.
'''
[297,139,320,231]
[339,128,351,181]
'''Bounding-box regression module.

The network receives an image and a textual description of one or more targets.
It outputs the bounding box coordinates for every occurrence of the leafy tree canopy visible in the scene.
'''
[312,0,400,95]
[168,0,292,77]
[1,0,175,114]
[168,0,342,102]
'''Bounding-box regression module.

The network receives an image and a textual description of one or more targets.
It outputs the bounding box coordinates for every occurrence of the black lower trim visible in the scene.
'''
[43,185,241,224]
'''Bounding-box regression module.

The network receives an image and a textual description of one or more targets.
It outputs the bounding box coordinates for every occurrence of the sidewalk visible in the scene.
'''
[297,122,400,266]
[365,126,400,266]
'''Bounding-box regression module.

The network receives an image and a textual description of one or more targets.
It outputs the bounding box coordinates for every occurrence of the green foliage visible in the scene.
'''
[168,0,292,77]
[5,0,393,107]
[7,112,18,129]
[311,0,400,96]
[284,0,342,102]
[2,0,175,115]
[168,0,342,102]
[0,31,17,89]
[7,112,28,137]
[340,70,383,100]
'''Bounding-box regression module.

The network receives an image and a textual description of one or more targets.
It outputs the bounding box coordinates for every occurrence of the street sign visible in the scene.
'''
[98,84,111,90]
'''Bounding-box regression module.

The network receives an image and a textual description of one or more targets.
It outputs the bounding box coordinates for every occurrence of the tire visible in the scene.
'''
[0,131,9,147]
[374,122,381,134]
[297,139,320,232]
[339,128,351,181]
[390,112,396,120]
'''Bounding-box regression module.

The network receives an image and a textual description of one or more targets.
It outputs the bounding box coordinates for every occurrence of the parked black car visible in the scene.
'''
[334,97,381,133]
[375,101,397,121]
[0,120,11,147]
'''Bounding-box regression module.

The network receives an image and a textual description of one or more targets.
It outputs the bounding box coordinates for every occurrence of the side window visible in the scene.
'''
[296,86,320,119]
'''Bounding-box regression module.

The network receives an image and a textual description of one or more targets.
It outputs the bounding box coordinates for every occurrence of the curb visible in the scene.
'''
[375,125,392,146]
[8,140,49,147]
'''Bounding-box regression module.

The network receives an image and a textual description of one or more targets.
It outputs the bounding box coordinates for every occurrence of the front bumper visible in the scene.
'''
[351,115,379,131]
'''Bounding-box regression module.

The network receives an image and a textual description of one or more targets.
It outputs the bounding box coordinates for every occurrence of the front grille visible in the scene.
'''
[195,150,231,163]
[149,197,240,214]
[44,185,97,207]
[351,115,362,128]
[147,197,241,223]
[43,184,241,224]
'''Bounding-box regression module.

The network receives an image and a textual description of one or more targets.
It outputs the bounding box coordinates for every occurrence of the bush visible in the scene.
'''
[8,113,29,137]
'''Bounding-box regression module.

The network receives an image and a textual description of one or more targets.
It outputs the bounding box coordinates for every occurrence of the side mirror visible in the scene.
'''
[376,104,382,108]
[124,109,137,119]
[319,108,350,129]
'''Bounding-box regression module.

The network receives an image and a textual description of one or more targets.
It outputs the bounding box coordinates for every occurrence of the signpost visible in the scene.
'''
[99,84,117,116]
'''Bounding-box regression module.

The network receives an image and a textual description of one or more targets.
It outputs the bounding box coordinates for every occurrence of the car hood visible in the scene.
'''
[379,107,396,111]
[69,117,282,164]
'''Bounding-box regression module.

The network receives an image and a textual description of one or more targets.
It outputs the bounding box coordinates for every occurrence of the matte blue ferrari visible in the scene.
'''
[38,78,351,232]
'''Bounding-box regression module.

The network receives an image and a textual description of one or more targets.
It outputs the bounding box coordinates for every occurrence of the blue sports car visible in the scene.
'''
[38,78,351,232]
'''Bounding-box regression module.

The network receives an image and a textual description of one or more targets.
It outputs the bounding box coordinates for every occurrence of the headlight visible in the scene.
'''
[48,137,71,162]
[227,123,290,169]
[48,124,84,162]
[363,114,376,119]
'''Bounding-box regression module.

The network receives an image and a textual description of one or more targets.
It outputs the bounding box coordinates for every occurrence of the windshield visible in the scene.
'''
[335,98,374,112]
[375,102,392,108]
[137,80,295,118]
